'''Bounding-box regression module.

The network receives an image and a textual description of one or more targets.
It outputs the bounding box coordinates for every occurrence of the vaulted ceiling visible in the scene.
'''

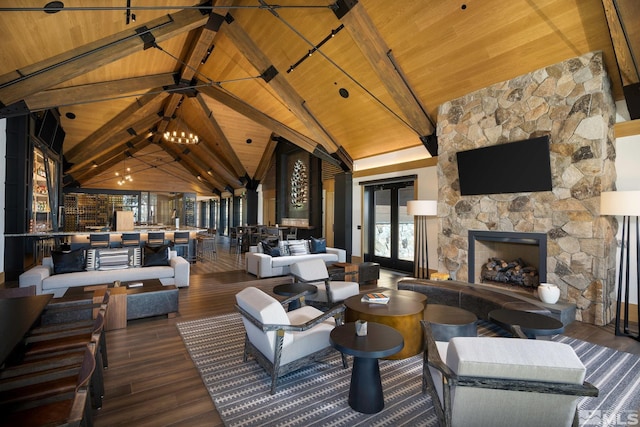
[0,0,637,196]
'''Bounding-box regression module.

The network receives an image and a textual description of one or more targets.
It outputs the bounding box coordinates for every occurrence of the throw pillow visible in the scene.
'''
[309,237,327,254]
[85,249,98,271]
[261,240,281,257]
[278,240,291,256]
[143,244,170,267]
[96,248,131,271]
[52,248,86,274]
[288,240,309,256]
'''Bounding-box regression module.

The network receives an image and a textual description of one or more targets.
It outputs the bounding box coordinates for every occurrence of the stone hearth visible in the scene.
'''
[436,51,618,325]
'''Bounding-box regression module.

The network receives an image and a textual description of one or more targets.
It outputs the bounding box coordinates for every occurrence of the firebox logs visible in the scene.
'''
[480,257,539,288]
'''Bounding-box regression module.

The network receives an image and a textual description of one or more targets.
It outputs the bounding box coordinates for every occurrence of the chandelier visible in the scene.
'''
[163,117,199,145]
[115,156,133,186]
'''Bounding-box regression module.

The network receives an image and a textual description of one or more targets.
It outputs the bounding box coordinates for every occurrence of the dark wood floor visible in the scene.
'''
[8,240,640,425]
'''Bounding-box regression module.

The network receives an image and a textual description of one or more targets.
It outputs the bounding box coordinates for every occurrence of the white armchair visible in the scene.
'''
[421,321,598,427]
[235,287,347,394]
[289,259,359,306]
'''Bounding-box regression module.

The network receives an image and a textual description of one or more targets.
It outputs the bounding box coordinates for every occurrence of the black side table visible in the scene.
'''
[489,308,564,339]
[273,283,317,310]
[424,304,477,342]
[330,322,404,414]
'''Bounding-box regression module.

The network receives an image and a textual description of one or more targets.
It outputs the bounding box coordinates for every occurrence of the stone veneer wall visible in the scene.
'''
[436,51,617,325]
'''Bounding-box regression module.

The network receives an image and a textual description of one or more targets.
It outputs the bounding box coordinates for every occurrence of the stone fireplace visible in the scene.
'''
[468,230,548,295]
[436,51,618,325]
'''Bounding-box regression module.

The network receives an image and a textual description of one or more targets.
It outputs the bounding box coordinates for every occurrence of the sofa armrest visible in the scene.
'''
[326,247,346,262]
[19,265,52,295]
[171,255,190,287]
[245,252,272,278]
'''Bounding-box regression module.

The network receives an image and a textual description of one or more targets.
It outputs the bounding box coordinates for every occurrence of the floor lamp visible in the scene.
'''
[600,190,640,341]
[407,200,437,279]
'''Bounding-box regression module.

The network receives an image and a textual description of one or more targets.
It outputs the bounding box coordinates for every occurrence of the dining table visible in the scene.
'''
[0,294,52,366]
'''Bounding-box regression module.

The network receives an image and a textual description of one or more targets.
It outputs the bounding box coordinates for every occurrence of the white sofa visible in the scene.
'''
[19,249,190,297]
[245,243,346,278]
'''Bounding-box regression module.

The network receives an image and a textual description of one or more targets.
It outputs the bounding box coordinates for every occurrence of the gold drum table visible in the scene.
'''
[344,289,427,359]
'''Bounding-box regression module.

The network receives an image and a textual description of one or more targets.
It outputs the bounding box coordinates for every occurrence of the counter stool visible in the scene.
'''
[120,233,140,247]
[89,234,110,248]
[173,231,193,262]
[147,232,165,247]
[197,235,217,261]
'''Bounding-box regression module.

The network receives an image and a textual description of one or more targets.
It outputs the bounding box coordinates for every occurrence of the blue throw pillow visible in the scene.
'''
[309,237,327,254]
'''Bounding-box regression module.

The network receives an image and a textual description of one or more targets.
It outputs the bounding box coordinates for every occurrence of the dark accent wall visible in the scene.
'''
[334,172,352,260]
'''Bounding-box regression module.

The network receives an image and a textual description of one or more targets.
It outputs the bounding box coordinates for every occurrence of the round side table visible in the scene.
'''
[330,322,404,414]
[424,304,478,342]
[273,283,317,310]
[488,308,564,339]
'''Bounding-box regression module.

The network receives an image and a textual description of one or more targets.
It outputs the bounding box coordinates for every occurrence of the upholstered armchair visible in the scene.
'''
[289,259,359,307]
[235,286,347,394]
[421,321,598,427]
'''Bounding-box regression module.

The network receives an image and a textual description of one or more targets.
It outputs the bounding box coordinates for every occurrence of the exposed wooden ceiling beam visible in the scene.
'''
[192,94,246,177]
[222,14,341,154]
[65,91,168,167]
[601,0,639,85]
[23,73,176,112]
[253,135,277,183]
[197,83,317,154]
[159,141,224,192]
[338,2,435,137]
[72,134,152,184]
[0,8,209,107]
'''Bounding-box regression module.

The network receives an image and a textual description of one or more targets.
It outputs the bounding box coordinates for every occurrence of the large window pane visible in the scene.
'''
[374,188,391,257]
[398,187,414,261]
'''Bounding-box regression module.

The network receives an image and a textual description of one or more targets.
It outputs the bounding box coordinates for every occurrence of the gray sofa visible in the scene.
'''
[19,249,189,297]
[245,244,346,278]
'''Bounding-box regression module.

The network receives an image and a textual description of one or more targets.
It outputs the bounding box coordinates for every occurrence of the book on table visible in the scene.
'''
[361,292,389,304]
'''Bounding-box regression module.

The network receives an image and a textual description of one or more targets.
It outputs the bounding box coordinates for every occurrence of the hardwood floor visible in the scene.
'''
[14,238,640,426]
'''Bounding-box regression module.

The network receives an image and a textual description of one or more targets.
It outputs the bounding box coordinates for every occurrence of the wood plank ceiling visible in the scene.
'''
[0,0,637,196]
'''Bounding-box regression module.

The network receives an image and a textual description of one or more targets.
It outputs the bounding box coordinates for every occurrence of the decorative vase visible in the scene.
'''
[538,283,560,304]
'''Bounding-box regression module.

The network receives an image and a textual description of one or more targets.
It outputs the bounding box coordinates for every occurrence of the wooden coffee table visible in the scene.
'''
[344,289,426,359]
[327,262,359,282]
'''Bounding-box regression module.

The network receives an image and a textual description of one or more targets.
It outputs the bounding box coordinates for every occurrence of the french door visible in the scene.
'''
[363,180,415,272]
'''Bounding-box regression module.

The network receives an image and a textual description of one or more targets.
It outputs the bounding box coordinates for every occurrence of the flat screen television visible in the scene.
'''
[456,136,553,196]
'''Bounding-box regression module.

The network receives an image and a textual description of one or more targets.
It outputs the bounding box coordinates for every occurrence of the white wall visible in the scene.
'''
[351,149,438,266]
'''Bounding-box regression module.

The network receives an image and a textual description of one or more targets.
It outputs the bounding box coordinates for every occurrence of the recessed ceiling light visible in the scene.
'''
[246,138,252,144]
[65,112,76,119]
[339,88,349,98]
[44,1,64,14]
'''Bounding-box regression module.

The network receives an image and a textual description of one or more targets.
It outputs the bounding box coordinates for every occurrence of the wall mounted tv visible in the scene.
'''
[456,135,553,196]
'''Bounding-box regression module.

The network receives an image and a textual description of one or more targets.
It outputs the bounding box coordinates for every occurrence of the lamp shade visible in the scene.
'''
[600,191,640,216]
[407,200,437,216]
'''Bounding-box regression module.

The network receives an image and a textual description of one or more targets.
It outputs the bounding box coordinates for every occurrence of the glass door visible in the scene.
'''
[364,181,415,272]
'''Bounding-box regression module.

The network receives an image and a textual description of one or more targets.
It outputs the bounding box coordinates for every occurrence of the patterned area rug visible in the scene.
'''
[177,313,640,427]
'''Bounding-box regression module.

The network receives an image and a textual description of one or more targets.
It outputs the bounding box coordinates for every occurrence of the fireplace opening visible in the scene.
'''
[468,231,547,292]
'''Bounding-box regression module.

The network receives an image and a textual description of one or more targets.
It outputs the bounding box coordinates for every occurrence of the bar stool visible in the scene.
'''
[147,232,165,247]
[197,235,217,262]
[120,233,140,247]
[89,234,110,248]
[173,231,192,262]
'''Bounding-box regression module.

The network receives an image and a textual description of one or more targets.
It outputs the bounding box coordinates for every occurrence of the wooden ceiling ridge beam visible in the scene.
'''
[65,91,168,162]
[67,113,163,174]
[222,13,341,154]
[196,83,317,154]
[160,142,224,191]
[23,73,177,112]
[193,94,246,177]
[0,8,210,107]
[71,136,152,183]
[601,0,639,85]
[179,12,228,83]
[337,1,435,137]
[253,135,278,183]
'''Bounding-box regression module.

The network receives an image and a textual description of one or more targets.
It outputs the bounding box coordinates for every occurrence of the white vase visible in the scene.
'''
[538,283,560,304]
